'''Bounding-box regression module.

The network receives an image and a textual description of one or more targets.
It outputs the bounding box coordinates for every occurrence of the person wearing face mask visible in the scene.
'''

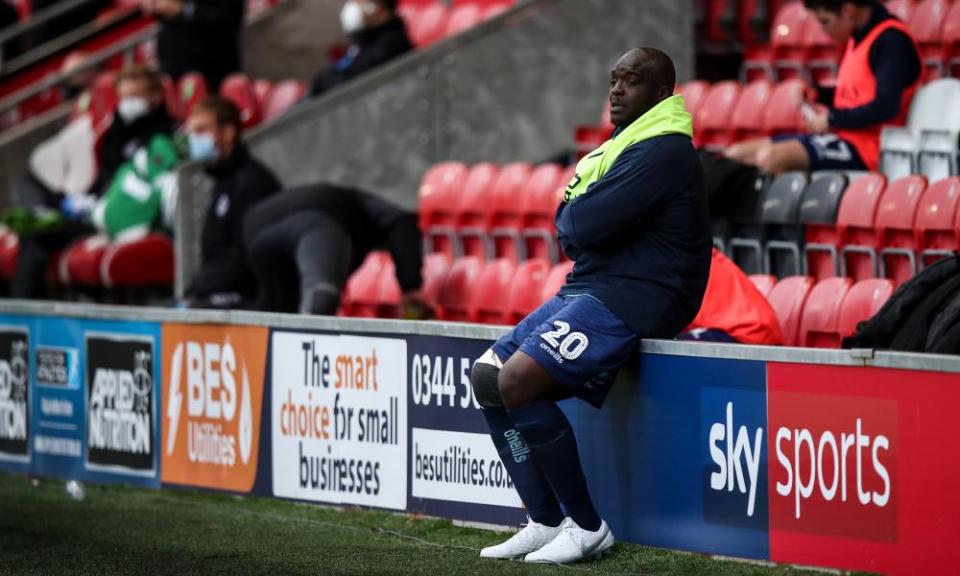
[9,65,175,299]
[92,66,177,198]
[183,96,281,309]
[142,0,244,91]
[309,0,412,97]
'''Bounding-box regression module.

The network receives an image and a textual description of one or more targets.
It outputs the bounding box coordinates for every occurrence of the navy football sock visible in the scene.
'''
[508,401,602,532]
[482,406,564,527]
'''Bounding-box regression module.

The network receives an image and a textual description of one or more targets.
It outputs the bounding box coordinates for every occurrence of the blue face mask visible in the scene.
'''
[188,132,219,162]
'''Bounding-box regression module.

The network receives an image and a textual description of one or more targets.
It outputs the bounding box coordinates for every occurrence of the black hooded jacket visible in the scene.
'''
[310,16,412,97]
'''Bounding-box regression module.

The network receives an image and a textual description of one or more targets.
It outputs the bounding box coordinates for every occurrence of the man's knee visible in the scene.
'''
[758,140,809,174]
[470,349,504,409]
[497,359,532,409]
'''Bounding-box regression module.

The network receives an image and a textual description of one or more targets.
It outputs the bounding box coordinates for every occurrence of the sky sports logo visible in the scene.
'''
[702,388,898,541]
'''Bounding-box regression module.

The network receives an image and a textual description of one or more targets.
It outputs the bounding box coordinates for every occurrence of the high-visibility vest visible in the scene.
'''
[833,18,920,171]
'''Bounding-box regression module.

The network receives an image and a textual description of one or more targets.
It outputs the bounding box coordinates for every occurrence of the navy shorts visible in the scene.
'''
[491,295,639,408]
[772,133,868,172]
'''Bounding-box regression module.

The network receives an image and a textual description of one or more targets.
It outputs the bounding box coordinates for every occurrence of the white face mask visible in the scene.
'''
[340,0,365,34]
[117,97,150,123]
[188,132,220,162]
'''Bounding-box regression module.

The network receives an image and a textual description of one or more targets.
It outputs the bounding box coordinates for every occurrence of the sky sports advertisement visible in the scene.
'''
[0,315,161,486]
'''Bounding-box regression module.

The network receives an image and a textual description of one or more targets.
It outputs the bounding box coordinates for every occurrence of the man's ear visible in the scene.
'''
[658,85,673,101]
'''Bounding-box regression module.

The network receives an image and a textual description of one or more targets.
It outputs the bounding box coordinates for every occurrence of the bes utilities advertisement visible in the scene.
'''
[161,324,268,492]
[271,331,407,510]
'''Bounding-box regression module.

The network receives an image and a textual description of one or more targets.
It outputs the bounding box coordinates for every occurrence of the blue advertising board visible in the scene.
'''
[565,353,770,560]
[28,317,161,487]
[0,315,35,475]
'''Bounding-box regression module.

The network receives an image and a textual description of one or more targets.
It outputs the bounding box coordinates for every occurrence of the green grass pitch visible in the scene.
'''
[0,473,870,576]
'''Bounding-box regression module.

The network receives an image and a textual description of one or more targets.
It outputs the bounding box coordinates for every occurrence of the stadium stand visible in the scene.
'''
[767,275,814,346]
[798,276,853,348]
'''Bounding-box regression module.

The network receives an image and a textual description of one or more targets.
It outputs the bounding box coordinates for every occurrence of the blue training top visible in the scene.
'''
[556,133,712,338]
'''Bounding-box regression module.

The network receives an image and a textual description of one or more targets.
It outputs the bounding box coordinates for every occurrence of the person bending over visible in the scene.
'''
[726,0,920,174]
[471,47,711,564]
[244,183,427,317]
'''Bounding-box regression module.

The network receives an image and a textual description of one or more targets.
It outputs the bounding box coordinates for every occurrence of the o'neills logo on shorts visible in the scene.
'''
[161,325,267,492]
[86,334,155,473]
[0,328,29,460]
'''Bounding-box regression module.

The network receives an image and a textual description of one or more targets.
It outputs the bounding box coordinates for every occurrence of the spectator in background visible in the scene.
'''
[725,0,920,174]
[679,249,783,345]
[243,184,427,317]
[10,66,175,299]
[183,96,281,309]
[28,0,107,51]
[92,65,176,197]
[142,0,244,90]
[309,0,412,97]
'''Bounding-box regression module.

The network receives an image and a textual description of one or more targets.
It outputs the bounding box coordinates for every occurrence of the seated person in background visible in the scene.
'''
[679,249,783,345]
[183,96,281,309]
[10,65,176,298]
[244,184,427,317]
[310,0,412,97]
[725,0,920,174]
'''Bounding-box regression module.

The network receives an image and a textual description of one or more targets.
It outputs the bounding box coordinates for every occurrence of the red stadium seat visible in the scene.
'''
[876,175,927,286]
[837,278,895,338]
[161,75,178,120]
[341,252,397,318]
[75,71,117,127]
[679,80,711,120]
[445,3,482,37]
[0,232,19,282]
[262,79,306,122]
[253,79,273,108]
[220,74,263,129]
[471,258,517,324]
[99,235,174,288]
[694,81,741,148]
[506,258,551,324]
[403,3,449,47]
[419,162,469,257]
[748,274,777,297]
[177,73,209,120]
[541,260,574,302]
[798,277,853,348]
[886,0,916,22]
[522,165,570,263]
[420,252,452,309]
[743,1,810,81]
[764,79,808,136]
[943,1,960,77]
[908,0,950,79]
[730,79,774,143]
[437,256,484,321]
[482,2,512,20]
[837,173,888,281]
[62,235,108,286]
[915,177,960,266]
[767,275,815,346]
[456,163,500,258]
[489,162,535,260]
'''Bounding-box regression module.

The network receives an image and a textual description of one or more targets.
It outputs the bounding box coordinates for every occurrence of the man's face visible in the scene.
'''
[187,110,235,159]
[116,78,163,110]
[811,5,857,44]
[609,52,665,128]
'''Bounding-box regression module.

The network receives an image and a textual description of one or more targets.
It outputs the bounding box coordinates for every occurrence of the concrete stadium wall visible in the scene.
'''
[174,0,696,296]
[0,299,957,575]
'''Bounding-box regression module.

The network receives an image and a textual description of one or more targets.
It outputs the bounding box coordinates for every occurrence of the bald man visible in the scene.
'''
[471,48,711,564]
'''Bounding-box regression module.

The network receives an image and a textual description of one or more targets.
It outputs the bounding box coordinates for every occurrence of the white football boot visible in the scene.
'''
[479,518,564,560]
[524,517,614,564]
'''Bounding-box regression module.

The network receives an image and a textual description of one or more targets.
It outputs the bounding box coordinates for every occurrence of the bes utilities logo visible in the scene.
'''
[701,387,769,531]
[161,324,267,492]
[0,328,29,460]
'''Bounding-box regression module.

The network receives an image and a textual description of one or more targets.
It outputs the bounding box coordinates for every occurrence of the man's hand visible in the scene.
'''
[803,104,830,135]
[401,291,436,321]
[151,0,183,19]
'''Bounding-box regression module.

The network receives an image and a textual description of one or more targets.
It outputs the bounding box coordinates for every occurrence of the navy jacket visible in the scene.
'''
[556,133,711,337]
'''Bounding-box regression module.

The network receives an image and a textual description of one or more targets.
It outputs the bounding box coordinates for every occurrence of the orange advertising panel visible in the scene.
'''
[161,324,268,492]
